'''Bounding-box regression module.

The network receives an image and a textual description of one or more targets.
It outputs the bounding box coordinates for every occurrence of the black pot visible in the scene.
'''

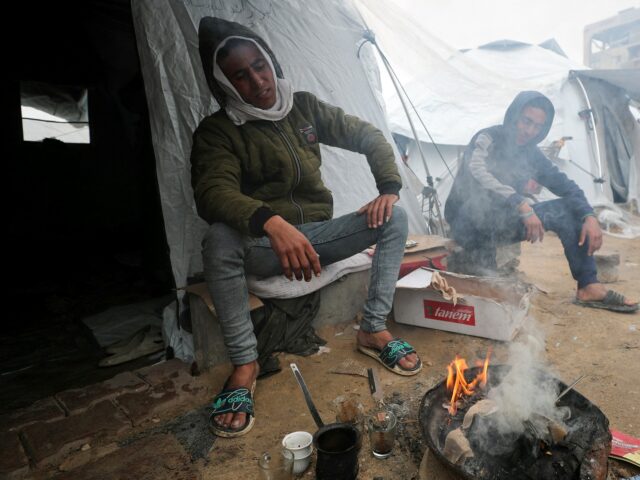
[314,422,361,480]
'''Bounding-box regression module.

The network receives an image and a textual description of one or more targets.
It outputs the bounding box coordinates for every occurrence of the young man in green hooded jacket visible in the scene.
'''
[192,17,422,437]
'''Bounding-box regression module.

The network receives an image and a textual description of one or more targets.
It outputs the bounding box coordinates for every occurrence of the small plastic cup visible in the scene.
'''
[282,431,313,474]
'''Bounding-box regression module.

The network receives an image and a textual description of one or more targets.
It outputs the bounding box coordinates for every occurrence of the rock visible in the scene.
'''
[461,399,497,430]
[443,428,474,464]
[594,253,620,283]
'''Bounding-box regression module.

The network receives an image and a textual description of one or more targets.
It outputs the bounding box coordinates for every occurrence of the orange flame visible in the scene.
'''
[445,349,491,415]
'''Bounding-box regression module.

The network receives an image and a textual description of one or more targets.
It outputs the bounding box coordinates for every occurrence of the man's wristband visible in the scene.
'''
[519,210,535,219]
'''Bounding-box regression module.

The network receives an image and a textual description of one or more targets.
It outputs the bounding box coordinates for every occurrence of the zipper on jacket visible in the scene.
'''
[273,121,305,224]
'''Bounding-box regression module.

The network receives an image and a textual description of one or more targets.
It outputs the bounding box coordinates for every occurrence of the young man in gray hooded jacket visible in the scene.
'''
[191,17,422,437]
[445,91,637,314]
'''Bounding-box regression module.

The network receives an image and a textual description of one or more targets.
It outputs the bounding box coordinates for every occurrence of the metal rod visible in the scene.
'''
[290,363,325,429]
[377,51,446,235]
[572,74,604,193]
[556,374,587,404]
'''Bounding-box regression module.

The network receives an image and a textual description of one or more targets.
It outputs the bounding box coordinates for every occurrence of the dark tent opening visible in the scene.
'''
[5,0,174,413]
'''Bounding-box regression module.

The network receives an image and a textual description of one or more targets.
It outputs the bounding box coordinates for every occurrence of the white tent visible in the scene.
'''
[356,0,640,220]
[131,0,429,289]
[130,0,428,359]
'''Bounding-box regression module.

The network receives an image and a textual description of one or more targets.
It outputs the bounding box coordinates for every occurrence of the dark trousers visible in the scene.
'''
[450,198,598,288]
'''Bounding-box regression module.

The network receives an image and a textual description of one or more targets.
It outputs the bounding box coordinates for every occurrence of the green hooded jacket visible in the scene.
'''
[191,17,401,236]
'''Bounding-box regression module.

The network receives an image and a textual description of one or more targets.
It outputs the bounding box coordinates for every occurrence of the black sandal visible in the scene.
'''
[208,380,256,438]
[574,290,638,313]
[358,337,422,376]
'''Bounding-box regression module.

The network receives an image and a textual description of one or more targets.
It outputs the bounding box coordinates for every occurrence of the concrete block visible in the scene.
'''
[0,432,29,480]
[54,434,199,480]
[595,253,620,283]
[115,368,207,427]
[55,372,148,415]
[0,397,65,432]
[135,358,192,387]
[21,400,131,466]
[188,270,370,370]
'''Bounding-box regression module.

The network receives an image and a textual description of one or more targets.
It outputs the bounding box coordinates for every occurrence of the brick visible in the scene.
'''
[21,400,131,466]
[57,442,119,473]
[55,434,200,480]
[115,381,182,426]
[0,397,65,432]
[56,372,148,415]
[0,432,29,479]
[132,358,209,414]
[135,358,192,387]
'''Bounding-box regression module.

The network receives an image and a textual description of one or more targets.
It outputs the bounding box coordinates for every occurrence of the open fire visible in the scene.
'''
[420,355,611,480]
[445,350,491,415]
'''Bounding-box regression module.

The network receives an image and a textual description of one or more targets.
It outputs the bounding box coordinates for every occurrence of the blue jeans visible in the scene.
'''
[202,207,409,365]
[449,198,598,288]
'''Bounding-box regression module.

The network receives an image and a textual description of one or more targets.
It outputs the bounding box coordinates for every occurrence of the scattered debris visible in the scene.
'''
[330,359,368,377]
[315,346,331,356]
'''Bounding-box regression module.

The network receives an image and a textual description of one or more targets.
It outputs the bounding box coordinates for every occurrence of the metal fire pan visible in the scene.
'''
[418,365,611,480]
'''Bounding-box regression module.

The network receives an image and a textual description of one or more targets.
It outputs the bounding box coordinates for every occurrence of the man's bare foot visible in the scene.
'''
[213,360,259,431]
[357,329,419,370]
[577,283,637,306]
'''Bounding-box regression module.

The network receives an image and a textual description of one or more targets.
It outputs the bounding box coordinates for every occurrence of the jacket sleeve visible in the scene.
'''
[468,133,526,209]
[303,93,402,196]
[190,120,273,236]
[532,149,594,219]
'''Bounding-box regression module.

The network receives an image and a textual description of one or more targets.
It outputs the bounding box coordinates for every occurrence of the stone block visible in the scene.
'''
[55,371,148,415]
[595,253,620,283]
[115,375,206,426]
[0,432,29,480]
[21,400,130,466]
[188,270,371,370]
[0,397,65,432]
[135,358,192,387]
[54,434,199,480]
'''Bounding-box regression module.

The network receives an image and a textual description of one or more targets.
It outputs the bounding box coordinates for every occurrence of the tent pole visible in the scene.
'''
[380,53,446,236]
[572,74,605,194]
[355,32,446,235]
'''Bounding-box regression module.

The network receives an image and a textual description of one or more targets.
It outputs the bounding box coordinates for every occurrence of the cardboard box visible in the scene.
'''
[393,268,532,341]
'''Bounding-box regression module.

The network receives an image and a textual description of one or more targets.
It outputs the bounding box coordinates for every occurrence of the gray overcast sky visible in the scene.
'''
[405,0,638,63]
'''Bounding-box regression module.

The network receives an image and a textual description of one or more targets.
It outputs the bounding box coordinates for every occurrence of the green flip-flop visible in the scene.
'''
[209,380,256,438]
[358,337,422,376]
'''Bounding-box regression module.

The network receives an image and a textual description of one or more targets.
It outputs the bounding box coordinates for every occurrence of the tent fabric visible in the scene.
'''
[572,69,640,100]
[356,0,639,210]
[131,0,427,296]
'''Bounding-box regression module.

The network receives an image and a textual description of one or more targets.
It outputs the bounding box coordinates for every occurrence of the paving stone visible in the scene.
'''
[129,359,211,418]
[57,443,119,473]
[0,432,29,480]
[0,397,65,432]
[54,433,201,480]
[135,358,192,387]
[115,380,186,426]
[55,372,148,415]
[21,400,131,466]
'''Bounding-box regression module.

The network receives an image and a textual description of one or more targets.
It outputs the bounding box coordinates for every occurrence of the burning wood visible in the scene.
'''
[461,399,498,430]
[442,428,474,464]
[421,359,612,480]
[445,350,491,415]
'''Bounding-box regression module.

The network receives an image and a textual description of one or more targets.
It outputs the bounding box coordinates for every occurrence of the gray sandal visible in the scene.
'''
[574,290,638,313]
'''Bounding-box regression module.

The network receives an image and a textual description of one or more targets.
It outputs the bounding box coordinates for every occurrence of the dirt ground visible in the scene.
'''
[205,232,639,480]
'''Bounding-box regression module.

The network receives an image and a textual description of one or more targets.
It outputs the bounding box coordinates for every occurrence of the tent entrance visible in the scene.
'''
[5,2,174,414]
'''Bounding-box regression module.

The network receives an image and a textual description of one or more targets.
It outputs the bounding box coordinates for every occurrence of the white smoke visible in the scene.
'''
[468,321,567,451]
[488,328,563,432]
